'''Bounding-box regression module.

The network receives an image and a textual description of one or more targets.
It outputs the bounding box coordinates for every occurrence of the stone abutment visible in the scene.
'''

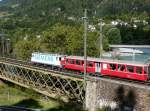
[85,77,150,111]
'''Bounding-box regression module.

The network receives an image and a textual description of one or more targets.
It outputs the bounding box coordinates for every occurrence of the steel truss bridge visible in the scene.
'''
[0,57,85,102]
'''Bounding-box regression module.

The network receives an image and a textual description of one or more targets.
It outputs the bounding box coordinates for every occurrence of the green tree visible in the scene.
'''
[107,28,122,44]
[14,38,40,60]
[41,23,70,53]
[66,26,83,55]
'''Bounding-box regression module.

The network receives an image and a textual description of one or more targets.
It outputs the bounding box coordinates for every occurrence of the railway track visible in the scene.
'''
[0,57,84,80]
[1,57,150,87]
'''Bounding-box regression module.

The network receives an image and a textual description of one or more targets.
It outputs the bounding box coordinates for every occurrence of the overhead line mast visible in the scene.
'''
[83,8,88,109]
[83,8,87,89]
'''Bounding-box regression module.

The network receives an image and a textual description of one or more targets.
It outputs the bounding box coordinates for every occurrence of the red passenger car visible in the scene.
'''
[61,56,95,73]
[100,60,149,81]
[61,56,149,81]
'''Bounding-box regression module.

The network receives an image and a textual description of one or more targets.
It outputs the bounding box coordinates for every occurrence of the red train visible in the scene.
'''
[31,53,150,81]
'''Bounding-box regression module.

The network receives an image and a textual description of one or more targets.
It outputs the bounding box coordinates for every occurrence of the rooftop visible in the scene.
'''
[109,45,150,48]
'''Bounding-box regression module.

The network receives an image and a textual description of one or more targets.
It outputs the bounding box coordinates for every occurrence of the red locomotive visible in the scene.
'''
[31,53,150,81]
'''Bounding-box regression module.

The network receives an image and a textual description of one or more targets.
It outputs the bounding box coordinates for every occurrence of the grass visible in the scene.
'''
[0,82,59,110]
[0,82,85,111]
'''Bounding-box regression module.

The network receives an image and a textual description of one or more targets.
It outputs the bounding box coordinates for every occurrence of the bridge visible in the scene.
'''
[0,57,150,111]
[0,57,85,102]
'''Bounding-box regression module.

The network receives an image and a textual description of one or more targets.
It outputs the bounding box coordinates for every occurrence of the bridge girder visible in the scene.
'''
[0,61,85,103]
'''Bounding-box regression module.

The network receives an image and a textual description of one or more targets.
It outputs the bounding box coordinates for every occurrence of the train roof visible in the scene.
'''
[32,52,65,56]
[66,56,148,66]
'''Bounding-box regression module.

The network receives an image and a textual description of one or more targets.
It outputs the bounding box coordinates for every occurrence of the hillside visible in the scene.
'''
[0,0,149,31]
[1,0,149,19]
[0,0,149,59]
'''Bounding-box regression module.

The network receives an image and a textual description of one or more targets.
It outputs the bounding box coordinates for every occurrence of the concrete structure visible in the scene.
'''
[109,45,150,48]
[86,77,150,111]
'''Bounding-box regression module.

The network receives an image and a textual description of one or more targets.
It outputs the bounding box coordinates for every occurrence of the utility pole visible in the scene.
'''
[6,39,10,56]
[83,8,87,109]
[83,8,87,89]
[1,36,4,57]
[99,19,103,58]
[0,34,9,57]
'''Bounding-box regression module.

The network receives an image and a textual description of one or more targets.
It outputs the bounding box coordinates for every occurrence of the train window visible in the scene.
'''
[59,57,61,61]
[118,64,125,71]
[70,59,74,64]
[136,67,142,74]
[110,64,116,70]
[66,59,68,63]
[81,61,84,65]
[127,66,134,73]
[144,67,148,74]
[88,62,93,67]
[103,64,107,69]
[76,60,80,65]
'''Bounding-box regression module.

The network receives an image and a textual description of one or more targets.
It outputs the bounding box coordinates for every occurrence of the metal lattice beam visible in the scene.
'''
[0,61,85,102]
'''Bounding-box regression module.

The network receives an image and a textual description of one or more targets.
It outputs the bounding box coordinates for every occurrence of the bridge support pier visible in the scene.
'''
[85,79,97,111]
[85,78,150,111]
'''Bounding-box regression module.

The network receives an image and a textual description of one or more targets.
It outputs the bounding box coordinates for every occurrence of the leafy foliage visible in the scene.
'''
[14,37,40,59]
[0,0,149,59]
[13,23,101,60]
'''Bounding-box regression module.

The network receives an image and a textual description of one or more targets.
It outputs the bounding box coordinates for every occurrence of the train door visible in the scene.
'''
[148,65,150,79]
[95,62,101,73]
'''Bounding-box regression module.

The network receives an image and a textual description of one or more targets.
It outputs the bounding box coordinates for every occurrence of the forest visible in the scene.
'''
[0,0,149,59]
